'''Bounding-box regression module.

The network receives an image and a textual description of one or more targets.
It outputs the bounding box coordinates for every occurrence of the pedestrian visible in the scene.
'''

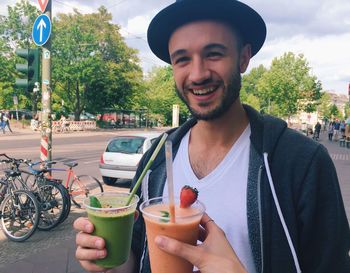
[74,1,350,273]
[313,121,321,140]
[328,121,334,141]
[0,111,5,134]
[340,120,346,139]
[3,112,13,133]
[333,119,340,141]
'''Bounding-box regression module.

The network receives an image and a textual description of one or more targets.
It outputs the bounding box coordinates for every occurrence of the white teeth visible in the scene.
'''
[192,87,215,95]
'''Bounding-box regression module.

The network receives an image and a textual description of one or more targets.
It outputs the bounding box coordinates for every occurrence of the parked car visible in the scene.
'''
[8,109,34,120]
[68,112,96,121]
[99,132,162,185]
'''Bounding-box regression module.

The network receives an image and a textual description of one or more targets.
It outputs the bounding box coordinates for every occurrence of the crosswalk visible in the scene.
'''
[330,154,350,161]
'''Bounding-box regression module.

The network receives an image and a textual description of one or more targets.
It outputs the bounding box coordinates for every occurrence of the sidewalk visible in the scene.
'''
[317,132,350,220]
[0,130,348,273]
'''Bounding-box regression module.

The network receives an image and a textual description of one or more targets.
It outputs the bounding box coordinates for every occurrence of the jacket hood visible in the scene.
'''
[244,104,288,158]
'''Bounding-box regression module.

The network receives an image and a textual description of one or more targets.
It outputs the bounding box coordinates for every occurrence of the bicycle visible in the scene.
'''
[25,160,71,229]
[0,169,40,242]
[26,160,103,209]
[1,154,70,231]
[53,121,70,134]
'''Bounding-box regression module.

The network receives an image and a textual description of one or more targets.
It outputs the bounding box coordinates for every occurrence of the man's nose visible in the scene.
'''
[188,57,210,84]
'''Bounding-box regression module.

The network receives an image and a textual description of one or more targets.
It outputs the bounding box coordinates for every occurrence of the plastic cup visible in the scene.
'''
[84,192,139,268]
[140,196,205,273]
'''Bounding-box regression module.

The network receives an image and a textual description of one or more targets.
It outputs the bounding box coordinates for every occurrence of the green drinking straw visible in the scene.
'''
[125,133,168,206]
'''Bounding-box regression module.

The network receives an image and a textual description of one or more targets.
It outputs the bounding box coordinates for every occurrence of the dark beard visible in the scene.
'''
[176,72,241,121]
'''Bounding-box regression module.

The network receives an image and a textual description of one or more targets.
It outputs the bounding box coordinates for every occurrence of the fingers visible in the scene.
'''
[74,217,108,272]
[76,244,107,261]
[200,213,216,230]
[155,235,199,265]
[76,232,105,249]
[73,217,94,233]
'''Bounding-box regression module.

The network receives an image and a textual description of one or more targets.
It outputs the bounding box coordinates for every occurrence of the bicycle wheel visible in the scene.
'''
[0,190,40,242]
[69,175,103,208]
[57,182,71,224]
[35,181,69,231]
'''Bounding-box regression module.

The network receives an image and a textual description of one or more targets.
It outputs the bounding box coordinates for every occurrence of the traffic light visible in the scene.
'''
[15,48,40,92]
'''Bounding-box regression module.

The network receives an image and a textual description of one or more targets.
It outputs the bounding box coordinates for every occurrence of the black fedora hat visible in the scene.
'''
[147,0,266,64]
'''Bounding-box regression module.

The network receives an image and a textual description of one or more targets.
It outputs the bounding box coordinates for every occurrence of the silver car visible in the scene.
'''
[99,132,161,185]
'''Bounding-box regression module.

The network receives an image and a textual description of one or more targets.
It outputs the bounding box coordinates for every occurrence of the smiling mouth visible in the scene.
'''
[191,86,217,95]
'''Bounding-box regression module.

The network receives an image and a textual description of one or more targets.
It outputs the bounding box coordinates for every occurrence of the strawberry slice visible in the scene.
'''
[180,185,198,208]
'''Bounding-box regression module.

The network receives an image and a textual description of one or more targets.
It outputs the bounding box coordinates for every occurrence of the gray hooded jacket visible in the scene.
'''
[131,105,350,273]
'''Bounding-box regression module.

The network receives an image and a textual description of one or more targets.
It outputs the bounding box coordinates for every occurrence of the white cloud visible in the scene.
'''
[250,33,350,93]
[1,0,349,95]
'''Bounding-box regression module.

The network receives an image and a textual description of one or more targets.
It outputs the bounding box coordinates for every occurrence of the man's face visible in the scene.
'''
[168,21,250,120]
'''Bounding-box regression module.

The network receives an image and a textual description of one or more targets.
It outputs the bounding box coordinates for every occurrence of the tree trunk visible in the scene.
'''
[75,80,80,121]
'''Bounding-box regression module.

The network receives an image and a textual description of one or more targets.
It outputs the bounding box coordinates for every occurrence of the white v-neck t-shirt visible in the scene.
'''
[164,125,256,273]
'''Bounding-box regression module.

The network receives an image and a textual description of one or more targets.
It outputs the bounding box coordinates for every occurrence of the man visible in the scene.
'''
[333,119,340,141]
[3,112,13,133]
[74,1,349,272]
[0,111,5,134]
[313,121,321,140]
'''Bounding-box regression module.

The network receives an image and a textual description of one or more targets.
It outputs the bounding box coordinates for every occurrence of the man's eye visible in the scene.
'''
[207,52,223,58]
[174,56,190,64]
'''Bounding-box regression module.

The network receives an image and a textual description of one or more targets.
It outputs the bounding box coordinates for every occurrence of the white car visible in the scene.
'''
[99,132,162,185]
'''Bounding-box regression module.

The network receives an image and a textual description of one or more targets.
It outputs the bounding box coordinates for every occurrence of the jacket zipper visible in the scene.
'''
[258,165,264,273]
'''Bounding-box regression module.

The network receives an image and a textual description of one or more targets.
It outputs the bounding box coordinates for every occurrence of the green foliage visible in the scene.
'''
[317,92,332,120]
[143,66,190,125]
[256,52,321,118]
[241,65,267,110]
[0,1,332,124]
[329,104,340,119]
[52,6,143,119]
[0,0,40,110]
[344,103,350,119]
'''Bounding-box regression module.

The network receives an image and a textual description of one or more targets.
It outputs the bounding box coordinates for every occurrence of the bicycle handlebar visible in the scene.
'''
[0,154,27,166]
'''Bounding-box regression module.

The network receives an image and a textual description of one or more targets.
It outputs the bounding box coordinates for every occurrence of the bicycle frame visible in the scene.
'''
[27,161,74,189]
[46,167,75,189]
[30,164,86,197]
[47,167,86,196]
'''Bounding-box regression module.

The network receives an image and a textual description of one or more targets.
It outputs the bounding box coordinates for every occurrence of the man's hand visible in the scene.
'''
[154,213,248,273]
[74,217,109,272]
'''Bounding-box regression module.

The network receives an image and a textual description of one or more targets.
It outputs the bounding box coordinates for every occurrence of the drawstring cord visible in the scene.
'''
[263,152,302,273]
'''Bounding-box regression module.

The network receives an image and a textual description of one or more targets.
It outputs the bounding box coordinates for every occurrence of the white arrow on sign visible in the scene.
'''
[37,18,47,42]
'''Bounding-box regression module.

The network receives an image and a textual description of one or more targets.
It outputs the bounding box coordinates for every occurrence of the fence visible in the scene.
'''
[51,120,96,132]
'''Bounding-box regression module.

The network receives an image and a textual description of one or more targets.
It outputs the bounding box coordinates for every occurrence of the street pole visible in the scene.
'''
[40,0,52,162]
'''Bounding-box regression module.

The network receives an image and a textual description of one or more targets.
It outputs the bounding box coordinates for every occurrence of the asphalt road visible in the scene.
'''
[0,127,164,272]
[0,128,348,273]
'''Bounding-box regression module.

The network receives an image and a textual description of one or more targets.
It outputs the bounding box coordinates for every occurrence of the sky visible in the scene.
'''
[1,0,350,95]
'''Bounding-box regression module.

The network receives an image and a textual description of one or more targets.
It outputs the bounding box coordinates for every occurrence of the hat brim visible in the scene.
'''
[147,0,267,64]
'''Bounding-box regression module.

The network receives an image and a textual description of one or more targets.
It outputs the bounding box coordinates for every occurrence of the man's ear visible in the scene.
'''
[239,44,252,73]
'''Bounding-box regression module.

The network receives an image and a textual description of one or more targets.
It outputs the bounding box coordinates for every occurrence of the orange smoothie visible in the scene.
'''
[141,198,205,273]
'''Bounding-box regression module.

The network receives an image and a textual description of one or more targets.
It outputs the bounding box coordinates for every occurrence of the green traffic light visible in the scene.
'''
[14,48,40,91]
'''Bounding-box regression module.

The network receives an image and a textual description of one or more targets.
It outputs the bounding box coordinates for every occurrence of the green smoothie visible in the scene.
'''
[84,192,139,268]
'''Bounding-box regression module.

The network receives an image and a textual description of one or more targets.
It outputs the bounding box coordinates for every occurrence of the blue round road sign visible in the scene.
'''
[32,14,51,46]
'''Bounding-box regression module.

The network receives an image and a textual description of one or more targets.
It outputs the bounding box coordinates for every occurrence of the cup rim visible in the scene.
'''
[84,192,139,211]
[139,196,205,221]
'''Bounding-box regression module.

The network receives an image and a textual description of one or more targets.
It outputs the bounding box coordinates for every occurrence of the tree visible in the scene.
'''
[0,0,40,110]
[143,66,189,125]
[257,52,321,119]
[329,104,340,120]
[52,7,143,120]
[317,92,332,121]
[344,103,350,119]
[241,65,267,111]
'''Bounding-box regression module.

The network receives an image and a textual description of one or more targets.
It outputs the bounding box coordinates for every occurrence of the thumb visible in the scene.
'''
[155,235,198,264]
